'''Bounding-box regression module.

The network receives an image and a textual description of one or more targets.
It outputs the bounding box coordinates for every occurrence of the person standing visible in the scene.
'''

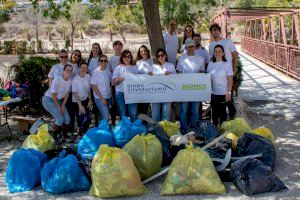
[68,50,82,78]
[72,62,92,135]
[43,65,73,141]
[136,45,153,115]
[181,25,195,51]
[91,55,112,122]
[48,49,69,86]
[176,39,205,133]
[112,50,138,122]
[207,45,233,126]
[150,48,176,122]
[209,23,238,119]
[163,20,179,65]
[87,43,103,126]
[108,40,123,125]
[182,34,210,68]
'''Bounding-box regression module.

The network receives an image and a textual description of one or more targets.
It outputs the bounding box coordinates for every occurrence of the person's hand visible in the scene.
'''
[147,71,153,76]
[59,106,64,114]
[225,92,231,102]
[119,77,125,82]
[101,98,107,106]
[87,100,93,111]
[164,71,171,75]
[79,105,86,114]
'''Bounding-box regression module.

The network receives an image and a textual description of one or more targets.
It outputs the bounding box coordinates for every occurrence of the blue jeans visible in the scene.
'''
[151,103,171,123]
[180,102,200,132]
[94,98,112,121]
[42,96,70,126]
[115,92,137,122]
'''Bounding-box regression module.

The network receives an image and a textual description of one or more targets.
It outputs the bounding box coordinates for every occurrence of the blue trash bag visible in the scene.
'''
[6,148,47,193]
[112,116,147,148]
[77,120,115,160]
[41,150,90,194]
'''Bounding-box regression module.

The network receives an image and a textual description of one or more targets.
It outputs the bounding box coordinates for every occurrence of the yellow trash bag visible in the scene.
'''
[220,118,252,137]
[22,124,55,152]
[158,120,179,138]
[161,143,226,195]
[252,127,275,144]
[90,145,147,198]
[225,133,238,150]
[123,134,162,180]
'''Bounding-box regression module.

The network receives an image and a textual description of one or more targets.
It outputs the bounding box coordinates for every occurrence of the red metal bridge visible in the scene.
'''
[211,7,300,81]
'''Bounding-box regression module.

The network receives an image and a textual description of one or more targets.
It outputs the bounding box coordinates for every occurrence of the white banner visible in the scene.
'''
[123,73,211,104]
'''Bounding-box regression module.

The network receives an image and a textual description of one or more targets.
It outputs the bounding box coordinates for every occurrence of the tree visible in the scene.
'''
[142,0,165,56]
[22,7,44,52]
[66,3,89,50]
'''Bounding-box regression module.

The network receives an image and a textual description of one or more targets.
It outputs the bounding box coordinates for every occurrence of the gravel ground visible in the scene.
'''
[0,102,299,200]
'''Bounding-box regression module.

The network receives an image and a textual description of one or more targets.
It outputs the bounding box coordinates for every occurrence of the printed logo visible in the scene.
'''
[127,82,176,94]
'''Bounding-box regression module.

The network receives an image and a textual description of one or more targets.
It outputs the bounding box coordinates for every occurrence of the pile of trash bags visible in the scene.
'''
[6,116,287,197]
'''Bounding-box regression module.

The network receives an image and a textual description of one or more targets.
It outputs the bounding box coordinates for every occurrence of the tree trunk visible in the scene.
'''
[109,28,113,41]
[35,25,40,52]
[71,26,75,51]
[142,0,165,57]
[80,30,84,39]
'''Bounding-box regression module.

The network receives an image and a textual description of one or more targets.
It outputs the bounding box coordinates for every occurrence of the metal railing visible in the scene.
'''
[241,37,300,81]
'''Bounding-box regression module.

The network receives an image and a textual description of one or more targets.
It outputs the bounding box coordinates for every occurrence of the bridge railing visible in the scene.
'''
[241,37,300,81]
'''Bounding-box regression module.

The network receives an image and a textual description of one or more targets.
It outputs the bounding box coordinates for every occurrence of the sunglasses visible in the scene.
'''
[73,54,80,57]
[60,56,68,58]
[99,60,108,63]
[124,55,132,59]
[157,54,165,58]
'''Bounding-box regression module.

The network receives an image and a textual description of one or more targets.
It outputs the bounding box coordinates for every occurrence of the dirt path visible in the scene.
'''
[0,103,299,199]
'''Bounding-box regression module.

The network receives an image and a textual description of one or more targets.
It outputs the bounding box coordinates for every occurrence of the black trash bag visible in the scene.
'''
[237,133,276,170]
[206,138,232,159]
[187,120,221,144]
[231,158,287,196]
[147,124,173,166]
[78,158,93,182]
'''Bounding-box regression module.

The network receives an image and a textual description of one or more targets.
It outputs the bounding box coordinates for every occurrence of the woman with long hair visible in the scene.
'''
[182,25,195,51]
[207,44,233,126]
[112,50,138,122]
[149,48,176,122]
[69,49,82,78]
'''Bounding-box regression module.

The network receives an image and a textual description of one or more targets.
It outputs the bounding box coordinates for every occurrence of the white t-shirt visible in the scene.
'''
[209,38,237,68]
[183,47,210,64]
[108,55,120,72]
[68,61,79,78]
[150,62,176,75]
[72,74,91,102]
[91,68,112,99]
[163,32,179,65]
[112,65,138,93]
[88,57,99,75]
[136,58,154,74]
[207,61,233,95]
[45,76,71,100]
[48,63,64,79]
[176,55,205,73]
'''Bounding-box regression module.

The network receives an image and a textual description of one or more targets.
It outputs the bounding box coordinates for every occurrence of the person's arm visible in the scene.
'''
[61,93,69,113]
[52,93,61,110]
[226,75,233,102]
[74,92,85,114]
[92,84,107,106]
[112,67,124,85]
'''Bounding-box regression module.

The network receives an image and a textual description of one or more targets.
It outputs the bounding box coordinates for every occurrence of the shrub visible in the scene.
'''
[233,57,243,93]
[16,41,27,55]
[28,41,36,54]
[15,56,58,113]
[2,40,15,54]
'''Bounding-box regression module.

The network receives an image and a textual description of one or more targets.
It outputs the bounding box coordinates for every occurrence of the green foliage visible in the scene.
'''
[65,38,71,50]
[2,0,16,11]
[88,5,105,19]
[2,40,15,54]
[28,41,36,54]
[16,41,27,55]
[15,56,57,112]
[0,9,9,23]
[233,57,243,92]
[159,0,218,33]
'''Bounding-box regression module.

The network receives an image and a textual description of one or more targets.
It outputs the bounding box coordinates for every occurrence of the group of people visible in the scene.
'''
[42,22,238,139]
